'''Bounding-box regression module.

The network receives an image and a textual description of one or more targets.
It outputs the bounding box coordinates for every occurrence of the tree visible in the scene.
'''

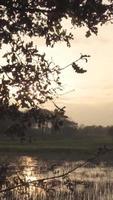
[0,0,113,114]
[108,126,113,141]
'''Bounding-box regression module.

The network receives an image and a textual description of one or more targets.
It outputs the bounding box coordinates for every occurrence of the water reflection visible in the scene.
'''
[1,154,113,199]
[18,156,38,181]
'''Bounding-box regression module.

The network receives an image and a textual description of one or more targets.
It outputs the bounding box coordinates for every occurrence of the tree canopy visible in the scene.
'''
[0,0,113,111]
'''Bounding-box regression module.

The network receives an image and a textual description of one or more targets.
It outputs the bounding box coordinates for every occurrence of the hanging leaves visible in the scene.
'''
[0,38,62,108]
[72,62,87,73]
[0,0,113,110]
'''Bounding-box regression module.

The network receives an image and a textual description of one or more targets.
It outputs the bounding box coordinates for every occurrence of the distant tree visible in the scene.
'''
[0,0,113,125]
[4,122,25,141]
[60,119,78,137]
[108,126,113,140]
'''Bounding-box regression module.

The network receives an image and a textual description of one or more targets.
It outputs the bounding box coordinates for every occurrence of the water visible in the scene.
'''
[0,153,113,200]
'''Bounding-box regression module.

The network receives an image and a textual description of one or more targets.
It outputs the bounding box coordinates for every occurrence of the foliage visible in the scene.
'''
[1,0,113,47]
[0,105,68,139]
[0,0,113,110]
[108,126,113,137]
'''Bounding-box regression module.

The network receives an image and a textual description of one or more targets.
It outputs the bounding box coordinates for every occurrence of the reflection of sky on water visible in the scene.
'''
[15,156,113,184]
[18,156,40,181]
[1,155,113,199]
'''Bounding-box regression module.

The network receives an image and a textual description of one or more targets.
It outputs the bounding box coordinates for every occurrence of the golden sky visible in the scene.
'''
[40,23,113,126]
[1,20,113,126]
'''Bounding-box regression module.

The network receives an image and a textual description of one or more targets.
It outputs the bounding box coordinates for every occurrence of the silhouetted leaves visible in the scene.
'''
[72,62,87,73]
[0,37,62,108]
[1,0,113,47]
[0,0,113,110]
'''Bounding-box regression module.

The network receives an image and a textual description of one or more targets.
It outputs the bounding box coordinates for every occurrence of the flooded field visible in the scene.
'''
[0,152,113,200]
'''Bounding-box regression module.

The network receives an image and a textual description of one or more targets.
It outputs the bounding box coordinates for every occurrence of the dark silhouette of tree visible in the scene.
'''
[108,126,113,140]
[0,0,113,116]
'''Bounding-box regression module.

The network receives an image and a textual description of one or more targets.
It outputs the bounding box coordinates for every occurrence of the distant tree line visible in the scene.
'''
[0,104,113,143]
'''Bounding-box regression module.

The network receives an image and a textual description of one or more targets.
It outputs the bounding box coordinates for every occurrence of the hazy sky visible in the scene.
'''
[1,20,113,126]
[38,23,113,126]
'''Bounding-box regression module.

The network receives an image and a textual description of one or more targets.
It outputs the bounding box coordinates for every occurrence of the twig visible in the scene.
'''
[60,57,82,71]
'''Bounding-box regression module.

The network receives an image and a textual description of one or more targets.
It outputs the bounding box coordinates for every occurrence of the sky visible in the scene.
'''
[0,19,113,126]
[37,22,113,126]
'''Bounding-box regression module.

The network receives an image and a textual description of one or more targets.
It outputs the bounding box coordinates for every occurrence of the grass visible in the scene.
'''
[0,134,113,199]
[0,133,113,158]
[1,153,113,200]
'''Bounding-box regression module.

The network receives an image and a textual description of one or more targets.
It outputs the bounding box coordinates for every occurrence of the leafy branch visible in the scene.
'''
[60,54,90,73]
